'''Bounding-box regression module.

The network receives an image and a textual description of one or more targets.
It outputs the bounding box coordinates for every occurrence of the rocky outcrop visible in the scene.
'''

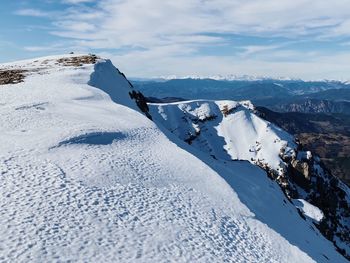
[129,90,152,120]
[256,106,350,185]
[277,146,350,259]
[291,159,311,179]
[57,54,98,66]
[0,69,27,85]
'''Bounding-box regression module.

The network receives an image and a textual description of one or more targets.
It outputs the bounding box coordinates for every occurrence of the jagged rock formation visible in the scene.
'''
[278,145,350,258]
[256,106,350,186]
[129,90,152,120]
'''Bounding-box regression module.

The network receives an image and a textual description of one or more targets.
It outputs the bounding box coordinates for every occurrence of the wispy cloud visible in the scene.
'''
[62,0,95,4]
[23,43,68,52]
[240,45,281,57]
[40,0,350,48]
[12,0,350,79]
[15,8,52,18]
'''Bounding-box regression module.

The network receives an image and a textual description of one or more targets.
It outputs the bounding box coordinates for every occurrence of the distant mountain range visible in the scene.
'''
[266,99,350,114]
[139,75,350,83]
[132,78,350,114]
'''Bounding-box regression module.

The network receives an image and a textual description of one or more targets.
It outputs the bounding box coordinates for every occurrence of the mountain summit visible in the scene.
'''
[0,54,348,262]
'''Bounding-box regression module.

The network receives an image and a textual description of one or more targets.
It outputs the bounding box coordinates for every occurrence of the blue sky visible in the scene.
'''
[1,0,350,79]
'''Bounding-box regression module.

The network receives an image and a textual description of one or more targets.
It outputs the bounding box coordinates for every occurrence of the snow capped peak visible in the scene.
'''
[145,75,350,83]
[0,54,143,112]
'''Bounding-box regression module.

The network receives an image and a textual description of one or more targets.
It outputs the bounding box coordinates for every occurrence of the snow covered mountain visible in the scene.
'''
[154,74,302,82]
[149,99,350,260]
[0,54,349,262]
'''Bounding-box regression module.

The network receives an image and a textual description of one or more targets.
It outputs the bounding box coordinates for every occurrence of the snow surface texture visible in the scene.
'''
[0,55,346,262]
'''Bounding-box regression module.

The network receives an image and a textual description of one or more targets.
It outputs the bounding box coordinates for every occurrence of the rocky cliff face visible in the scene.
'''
[128,90,152,120]
[256,106,350,187]
[278,146,350,258]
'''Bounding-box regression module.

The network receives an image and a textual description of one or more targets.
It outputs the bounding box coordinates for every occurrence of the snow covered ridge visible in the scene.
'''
[149,99,294,173]
[149,99,350,259]
[0,54,348,262]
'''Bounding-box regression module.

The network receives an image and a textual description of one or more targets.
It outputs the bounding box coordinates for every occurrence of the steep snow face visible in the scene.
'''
[0,55,346,262]
[149,100,295,173]
[149,99,350,259]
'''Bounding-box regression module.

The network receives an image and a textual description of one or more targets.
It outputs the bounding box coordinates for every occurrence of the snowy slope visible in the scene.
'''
[0,55,346,262]
[149,100,295,173]
[149,99,350,260]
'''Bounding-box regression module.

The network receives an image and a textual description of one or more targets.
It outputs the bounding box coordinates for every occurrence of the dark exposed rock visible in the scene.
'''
[57,54,99,67]
[221,104,238,117]
[198,115,217,122]
[129,90,152,120]
[0,69,27,85]
[291,159,311,180]
[184,133,199,145]
[256,106,350,186]
[277,145,350,260]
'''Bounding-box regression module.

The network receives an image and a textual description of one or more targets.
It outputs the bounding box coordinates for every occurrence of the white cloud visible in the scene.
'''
[15,0,350,78]
[62,0,95,4]
[15,9,51,18]
[240,45,281,57]
[112,49,350,80]
[45,0,350,47]
[54,21,96,32]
